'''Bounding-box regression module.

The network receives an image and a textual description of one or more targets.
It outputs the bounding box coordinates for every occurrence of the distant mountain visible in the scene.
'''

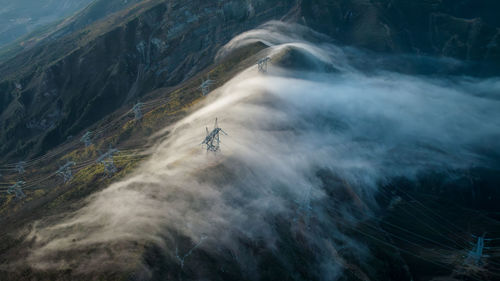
[0,1,499,281]
[0,0,93,48]
[47,0,145,39]
[0,0,145,62]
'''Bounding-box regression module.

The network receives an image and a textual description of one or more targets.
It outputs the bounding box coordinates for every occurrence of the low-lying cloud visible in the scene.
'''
[24,21,500,279]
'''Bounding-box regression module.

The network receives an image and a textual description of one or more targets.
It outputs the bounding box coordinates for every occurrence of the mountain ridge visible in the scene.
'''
[0,2,499,280]
[1,0,500,165]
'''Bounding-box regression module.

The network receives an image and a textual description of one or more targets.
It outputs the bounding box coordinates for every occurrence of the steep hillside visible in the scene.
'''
[0,0,293,163]
[1,20,499,281]
[2,0,500,165]
[0,39,268,281]
[0,2,499,281]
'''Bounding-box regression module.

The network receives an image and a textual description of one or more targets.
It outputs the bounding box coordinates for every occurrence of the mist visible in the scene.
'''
[23,21,500,279]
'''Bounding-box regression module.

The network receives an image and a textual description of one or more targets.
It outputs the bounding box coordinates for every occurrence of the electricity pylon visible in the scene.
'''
[15,161,25,174]
[133,102,144,121]
[201,118,227,152]
[96,147,119,176]
[81,131,93,147]
[7,181,26,199]
[200,77,215,96]
[257,57,271,73]
[56,161,76,183]
[467,234,494,265]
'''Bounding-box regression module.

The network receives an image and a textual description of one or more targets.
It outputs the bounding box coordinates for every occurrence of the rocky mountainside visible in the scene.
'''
[1,0,499,163]
[0,0,293,162]
[0,1,499,281]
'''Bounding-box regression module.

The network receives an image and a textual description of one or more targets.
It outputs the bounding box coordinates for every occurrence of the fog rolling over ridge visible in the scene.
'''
[25,22,500,279]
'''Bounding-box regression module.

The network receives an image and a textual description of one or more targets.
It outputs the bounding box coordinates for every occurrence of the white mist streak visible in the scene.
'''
[26,21,500,278]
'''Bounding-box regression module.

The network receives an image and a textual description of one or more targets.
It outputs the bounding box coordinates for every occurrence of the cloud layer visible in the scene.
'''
[25,21,500,279]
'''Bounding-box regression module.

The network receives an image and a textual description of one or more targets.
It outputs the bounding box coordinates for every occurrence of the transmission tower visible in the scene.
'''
[200,77,215,96]
[133,102,145,121]
[257,57,271,73]
[81,131,93,147]
[15,161,25,174]
[7,181,26,199]
[96,148,119,176]
[56,161,76,183]
[201,118,227,152]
